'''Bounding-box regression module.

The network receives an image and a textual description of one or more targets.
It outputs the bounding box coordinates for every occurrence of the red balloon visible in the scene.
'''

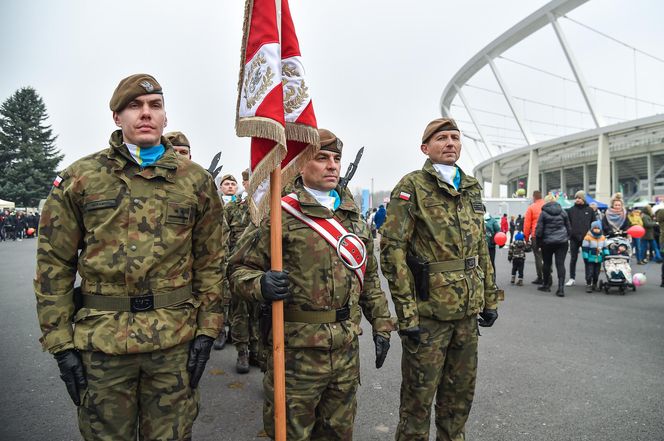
[26,227,35,236]
[494,232,507,246]
[626,225,645,239]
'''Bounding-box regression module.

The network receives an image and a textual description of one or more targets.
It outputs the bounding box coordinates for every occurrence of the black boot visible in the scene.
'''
[537,281,551,292]
[213,328,227,350]
[236,349,250,374]
[555,281,565,297]
[532,277,543,285]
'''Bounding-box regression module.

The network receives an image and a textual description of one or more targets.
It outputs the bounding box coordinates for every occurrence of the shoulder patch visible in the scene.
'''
[472,200,484,213]
[53,175,64,188]
[399,192,411,201]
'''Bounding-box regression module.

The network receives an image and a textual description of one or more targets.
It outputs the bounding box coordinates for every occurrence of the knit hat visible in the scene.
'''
[515,232,524,241]
[241,168,250,181]
[574,190,586,200]
[110,73,162,112]
[590,220,603,236]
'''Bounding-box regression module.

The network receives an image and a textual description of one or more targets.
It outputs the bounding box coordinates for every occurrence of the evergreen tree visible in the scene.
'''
[0,87,63,207]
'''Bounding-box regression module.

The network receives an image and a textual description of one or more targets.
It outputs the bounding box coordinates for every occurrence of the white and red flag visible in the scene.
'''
[236,0,319,224]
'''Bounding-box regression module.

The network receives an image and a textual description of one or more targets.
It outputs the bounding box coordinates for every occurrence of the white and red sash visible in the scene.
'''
[281,193,366,288]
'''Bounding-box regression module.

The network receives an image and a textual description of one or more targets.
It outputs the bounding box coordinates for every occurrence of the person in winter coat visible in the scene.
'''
[485,212,502,273]
[374,204,387,231]
[500,214,509,234]
[509,215,516,244]
[508,231,527,286]
[581,221,609,292]
[565,190,595,287]
[628,209,643,264]
[524,191,546,284]
[535,195,571,297]
[639,204,662,264]
[602,193,630,238]
[656,207,664,287]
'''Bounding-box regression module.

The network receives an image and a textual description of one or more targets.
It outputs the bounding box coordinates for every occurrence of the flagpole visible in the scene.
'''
[271,1,287,440]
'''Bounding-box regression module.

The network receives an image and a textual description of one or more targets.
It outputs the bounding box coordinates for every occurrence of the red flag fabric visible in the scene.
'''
[236,0,318,224]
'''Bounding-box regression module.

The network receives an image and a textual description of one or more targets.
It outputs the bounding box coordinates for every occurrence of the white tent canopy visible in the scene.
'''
[0,199,15,210]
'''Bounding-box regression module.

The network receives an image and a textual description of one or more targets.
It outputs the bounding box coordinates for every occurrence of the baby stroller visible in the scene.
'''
[598,236,636,294]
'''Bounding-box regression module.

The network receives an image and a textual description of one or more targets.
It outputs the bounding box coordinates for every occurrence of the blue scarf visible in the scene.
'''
[126,143,166,167]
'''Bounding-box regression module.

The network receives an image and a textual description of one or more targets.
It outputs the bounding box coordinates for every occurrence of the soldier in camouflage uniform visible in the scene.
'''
[213,173,238,350]
[229,129,394,441]
[34,73,225,441]
[380,118,499,441]
[165,130,192,159]
[228,169,262,373]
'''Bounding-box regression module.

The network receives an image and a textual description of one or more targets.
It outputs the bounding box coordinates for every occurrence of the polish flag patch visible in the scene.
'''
[399,191,411,201]
[53,175,63,187]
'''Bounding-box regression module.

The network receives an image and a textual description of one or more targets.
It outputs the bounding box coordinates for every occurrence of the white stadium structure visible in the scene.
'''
[441,0,664,205]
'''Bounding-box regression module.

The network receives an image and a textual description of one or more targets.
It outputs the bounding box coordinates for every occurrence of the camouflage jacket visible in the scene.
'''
[380,159,497,330]
[35,130,225,355]
[226,198,250,254]
[229,177,394,350]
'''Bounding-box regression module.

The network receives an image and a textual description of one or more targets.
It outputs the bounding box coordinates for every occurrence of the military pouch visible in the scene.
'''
[259,303,272,346]
[406,253,430,301]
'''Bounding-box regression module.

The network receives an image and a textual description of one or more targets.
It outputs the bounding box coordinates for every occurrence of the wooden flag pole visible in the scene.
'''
[270,166,287,441]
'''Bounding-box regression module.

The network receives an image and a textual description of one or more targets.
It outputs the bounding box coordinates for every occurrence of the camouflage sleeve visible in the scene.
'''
[192,175,226,339]
[34,170,83,354]
[220,209,232,307]
[229,221,270,303]
[380,177,418,331]
[358,223,395,339]
[478,211,498,310]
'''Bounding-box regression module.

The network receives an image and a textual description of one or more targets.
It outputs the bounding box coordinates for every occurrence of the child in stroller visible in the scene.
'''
[600,235,636,294]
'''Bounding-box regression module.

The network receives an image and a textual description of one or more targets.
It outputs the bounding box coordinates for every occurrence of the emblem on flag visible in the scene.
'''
[236,0,319,224]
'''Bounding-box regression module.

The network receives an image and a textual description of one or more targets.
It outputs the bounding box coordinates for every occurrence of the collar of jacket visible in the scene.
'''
[422,158,476,194]
[106,129,178,183]
[293,177,359,219]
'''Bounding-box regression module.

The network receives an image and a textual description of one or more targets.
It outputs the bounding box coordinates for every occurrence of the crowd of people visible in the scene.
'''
[0,209,40,241]
[496,190,664,296]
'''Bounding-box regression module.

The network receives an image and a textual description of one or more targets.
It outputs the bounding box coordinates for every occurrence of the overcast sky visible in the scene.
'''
[2,0,663,194]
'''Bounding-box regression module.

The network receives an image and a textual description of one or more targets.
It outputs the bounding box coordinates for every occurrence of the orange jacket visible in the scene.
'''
[523,199,545,241]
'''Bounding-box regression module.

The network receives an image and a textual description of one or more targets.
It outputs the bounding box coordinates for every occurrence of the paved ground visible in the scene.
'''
[1,238,663,440]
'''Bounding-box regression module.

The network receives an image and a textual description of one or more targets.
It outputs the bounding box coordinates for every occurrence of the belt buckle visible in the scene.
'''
[130,294,154,313]
[335,306,350,322]
[336,232,367,270]
[465,256,477,271]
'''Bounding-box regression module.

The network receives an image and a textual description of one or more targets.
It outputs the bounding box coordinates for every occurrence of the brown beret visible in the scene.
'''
[421,117,460,143]
[164,131,190,148]
[318,128,343,154]
[220,174,237,184]
[241,168,250,181]
[109,73,163,112]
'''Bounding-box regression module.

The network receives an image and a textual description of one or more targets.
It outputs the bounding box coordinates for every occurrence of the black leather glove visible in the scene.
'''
[373,335,390,369]
[187,335,214,388]
[54,349,87,406]
[260,270,290,301]
[398,326,422,345]
[508,257,513,262]
[478,309,498,327]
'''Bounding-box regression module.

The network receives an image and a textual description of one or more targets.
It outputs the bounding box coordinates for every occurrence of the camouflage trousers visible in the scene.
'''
[395,315,478,441]
[78,342,199,441]
[230,297,260,354]
[263,337,360,441]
